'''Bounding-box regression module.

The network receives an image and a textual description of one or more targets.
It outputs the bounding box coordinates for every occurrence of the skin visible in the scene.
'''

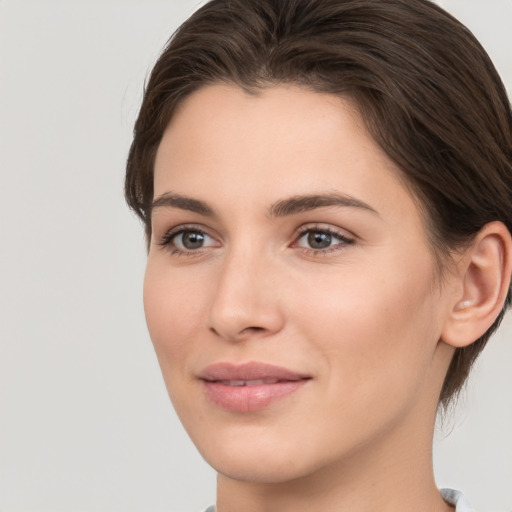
[144,84,462,512]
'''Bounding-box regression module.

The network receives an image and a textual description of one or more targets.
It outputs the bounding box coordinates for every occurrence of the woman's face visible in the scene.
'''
[145,84,456,483]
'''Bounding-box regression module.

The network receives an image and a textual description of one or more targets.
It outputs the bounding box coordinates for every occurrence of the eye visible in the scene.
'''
[294,227,354,252]
[174,230,212,250]
[158,226,219,255]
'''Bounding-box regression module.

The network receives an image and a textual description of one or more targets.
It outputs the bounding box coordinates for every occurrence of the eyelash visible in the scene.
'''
[293,225,355,255]
[157,224,355,257]
[157,225,215,257]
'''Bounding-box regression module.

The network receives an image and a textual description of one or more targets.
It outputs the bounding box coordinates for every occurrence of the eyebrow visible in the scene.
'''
[151,192,215,216]
[150,191,378,217]
[268,193,378,217]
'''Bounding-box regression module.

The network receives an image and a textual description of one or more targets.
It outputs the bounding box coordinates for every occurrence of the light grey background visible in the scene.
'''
[0,1,510,511]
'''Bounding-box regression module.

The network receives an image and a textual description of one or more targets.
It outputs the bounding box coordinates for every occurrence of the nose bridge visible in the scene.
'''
[208,241,283,341]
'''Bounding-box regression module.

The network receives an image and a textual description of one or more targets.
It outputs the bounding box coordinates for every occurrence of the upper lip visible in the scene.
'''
[198,362,311,382]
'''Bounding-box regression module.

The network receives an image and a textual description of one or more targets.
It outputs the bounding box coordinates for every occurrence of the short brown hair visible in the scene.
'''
[125,0,512,408]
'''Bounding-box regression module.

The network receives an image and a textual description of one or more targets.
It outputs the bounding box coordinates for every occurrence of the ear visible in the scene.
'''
[441,221,512,348]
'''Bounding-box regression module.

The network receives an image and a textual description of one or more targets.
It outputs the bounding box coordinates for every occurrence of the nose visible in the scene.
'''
[207,248,285,342]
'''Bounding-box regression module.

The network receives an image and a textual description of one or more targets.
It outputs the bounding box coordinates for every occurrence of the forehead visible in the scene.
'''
[156,85,389,180]
[153,84,424,230]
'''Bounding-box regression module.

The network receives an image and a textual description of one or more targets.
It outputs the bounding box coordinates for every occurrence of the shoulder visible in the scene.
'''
[440,488,475,512]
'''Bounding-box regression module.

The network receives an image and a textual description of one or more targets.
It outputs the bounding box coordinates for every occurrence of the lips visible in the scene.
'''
[198,362,311,412]
[218,379,280,386]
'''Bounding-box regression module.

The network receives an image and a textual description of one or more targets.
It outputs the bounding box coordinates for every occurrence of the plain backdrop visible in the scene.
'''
[0,1,511,511]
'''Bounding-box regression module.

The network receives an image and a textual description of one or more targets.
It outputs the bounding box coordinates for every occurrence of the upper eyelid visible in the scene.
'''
[160,222,352,236]
[159,223,217,238]
[297,225,347,235]
[294,223,355,240]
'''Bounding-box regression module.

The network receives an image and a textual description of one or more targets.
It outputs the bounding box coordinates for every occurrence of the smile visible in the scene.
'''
[198,362,311,412]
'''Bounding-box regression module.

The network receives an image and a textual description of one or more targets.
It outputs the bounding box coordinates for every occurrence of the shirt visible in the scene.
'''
[441,488,475,511]
[201,488,474,511]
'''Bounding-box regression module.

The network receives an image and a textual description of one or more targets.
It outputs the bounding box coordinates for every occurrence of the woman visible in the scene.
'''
[125,0,512,510]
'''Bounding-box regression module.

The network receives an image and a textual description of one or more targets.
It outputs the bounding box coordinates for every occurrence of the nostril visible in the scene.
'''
[209,325,266,340]
[207,290,285,341]
[236,326,266,337]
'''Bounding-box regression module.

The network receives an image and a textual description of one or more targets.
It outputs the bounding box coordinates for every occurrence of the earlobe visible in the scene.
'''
[441,221,512,348]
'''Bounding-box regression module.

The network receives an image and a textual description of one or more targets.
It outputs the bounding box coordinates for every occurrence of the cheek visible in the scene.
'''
[143,262,205,372]
[289,257,439,400]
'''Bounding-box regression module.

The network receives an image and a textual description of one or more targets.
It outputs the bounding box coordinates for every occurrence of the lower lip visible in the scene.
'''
[202,380,309,412]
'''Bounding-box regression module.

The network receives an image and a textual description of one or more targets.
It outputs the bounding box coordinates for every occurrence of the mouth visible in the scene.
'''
[198,362,311,412]
[217,378,284,386]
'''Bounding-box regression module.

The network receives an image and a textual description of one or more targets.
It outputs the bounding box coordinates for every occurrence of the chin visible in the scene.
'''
[205,450,314,485]
[187,421,336,485]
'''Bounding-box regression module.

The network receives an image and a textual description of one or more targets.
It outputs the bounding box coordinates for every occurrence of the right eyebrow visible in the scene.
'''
[151,192,215,216]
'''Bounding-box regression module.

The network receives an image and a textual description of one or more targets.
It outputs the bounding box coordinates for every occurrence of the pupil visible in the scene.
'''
[308,231,331,249]
[183,232,204,249]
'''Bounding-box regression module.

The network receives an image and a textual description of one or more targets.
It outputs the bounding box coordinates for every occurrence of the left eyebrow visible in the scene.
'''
[267,193,379,218]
